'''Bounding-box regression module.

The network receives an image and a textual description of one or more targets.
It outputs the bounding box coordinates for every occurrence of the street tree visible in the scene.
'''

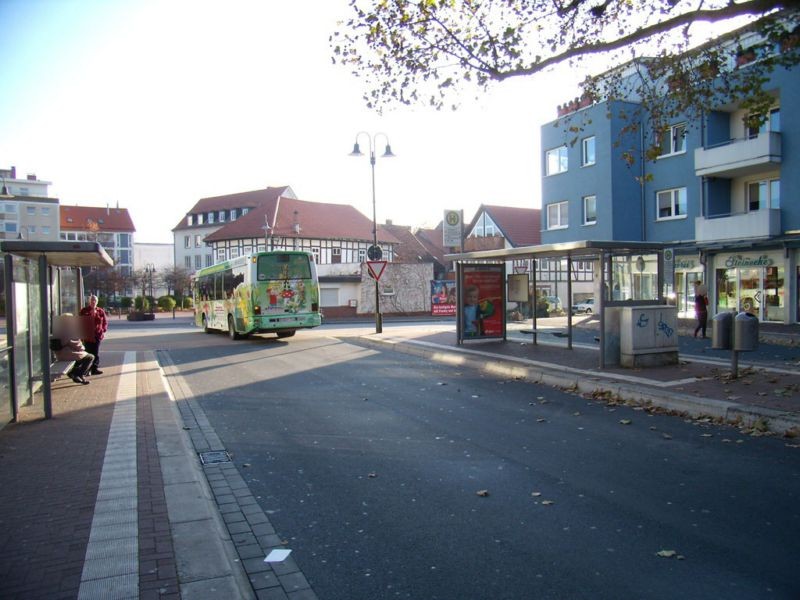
[331,1,799,149]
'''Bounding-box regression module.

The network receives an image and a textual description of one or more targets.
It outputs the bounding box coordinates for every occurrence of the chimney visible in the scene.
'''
[385,219,393,226]
[10,166,16,178]
[292,210,301,234]
[107,203,110,215]
[26,174,36,181]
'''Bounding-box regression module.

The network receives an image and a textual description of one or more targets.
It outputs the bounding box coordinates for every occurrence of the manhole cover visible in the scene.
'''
[199,451,231,465]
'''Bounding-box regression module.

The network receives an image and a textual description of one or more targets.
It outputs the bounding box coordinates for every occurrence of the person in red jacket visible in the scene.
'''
[79,294,108,375]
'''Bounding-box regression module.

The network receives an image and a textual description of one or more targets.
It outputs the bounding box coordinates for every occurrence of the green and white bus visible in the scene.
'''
[193,251,322,339]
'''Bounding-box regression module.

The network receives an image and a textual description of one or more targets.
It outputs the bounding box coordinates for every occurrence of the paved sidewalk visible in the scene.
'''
[0,350,273,600]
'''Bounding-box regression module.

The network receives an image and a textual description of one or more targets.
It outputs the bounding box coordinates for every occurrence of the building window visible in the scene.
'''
[187,215,194,226]
[230,209,237,221]
[41,226,50,235]
[197,214,204,225]
[581,137,596,167]
[217,249,226,262]
[546,201,569,230]
[4,222,17,233]
[230,247,239,258]
[656,187,687,220]
[657,123,687,157]
[208,212,215,224]
[118,233,131,247]
[185,256,192,269]
[311,247,320,262]
[194,234,202,247]
[194,255,202,269]
[242,208,249,215]
[205,255,213,267]
[28,225,36,234]
[42,207,50,216]
[358,248,366,262]
[218,211,226,222]
[5,203,17,213]
[26,206,36,215]
[184,235,190,248]
[545,146,568,175]
[747,178,780,211]
[582,195,597,225]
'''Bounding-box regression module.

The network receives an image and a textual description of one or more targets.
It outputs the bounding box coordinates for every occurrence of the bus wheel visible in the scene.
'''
[203,315,213,334]
[228,316,240,340]
[277,330,296,339]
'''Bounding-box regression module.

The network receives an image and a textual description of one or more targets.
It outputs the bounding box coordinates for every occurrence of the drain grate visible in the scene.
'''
[199,450,231,465]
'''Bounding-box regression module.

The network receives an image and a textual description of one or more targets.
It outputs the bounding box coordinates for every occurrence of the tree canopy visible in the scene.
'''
[331,0,799,115]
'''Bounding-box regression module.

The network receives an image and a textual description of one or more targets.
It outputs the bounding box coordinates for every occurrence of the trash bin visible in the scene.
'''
[711,312,733,350]
[733,311,759,351]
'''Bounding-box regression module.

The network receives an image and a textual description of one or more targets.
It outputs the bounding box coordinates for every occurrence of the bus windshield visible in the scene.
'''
[257,254,312,280]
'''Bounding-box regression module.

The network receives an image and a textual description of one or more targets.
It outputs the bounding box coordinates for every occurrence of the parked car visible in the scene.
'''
[571,298,595,314]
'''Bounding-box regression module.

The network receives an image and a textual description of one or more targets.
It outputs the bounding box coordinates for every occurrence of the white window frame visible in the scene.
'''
[545,146,568,176]
[187,215,193,226]
[217,249,226,262]
[582,195,597,225]
[581,136,596,167]
[194,234,202,248]
[194,255,202,269]
[546,201,569,230]
[657,123,687,157]
[208,212,215,224]
[185,256,192,269]
[184,235,190,248]
[41,226,50,235]
[218,210,226,222]
[26,206,36,215]
[656,187,687,220]
[747,178,780,211]
[41,207,50,216]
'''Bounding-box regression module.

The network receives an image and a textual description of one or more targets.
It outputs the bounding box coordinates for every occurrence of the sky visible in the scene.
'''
[0,0,592,243]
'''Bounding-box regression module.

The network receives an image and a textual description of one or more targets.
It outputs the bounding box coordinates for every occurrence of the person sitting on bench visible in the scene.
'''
[53,314,95,385]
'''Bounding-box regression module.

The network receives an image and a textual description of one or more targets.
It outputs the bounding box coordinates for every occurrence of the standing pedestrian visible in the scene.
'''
[79,294,108,375]
[693,280,708,339]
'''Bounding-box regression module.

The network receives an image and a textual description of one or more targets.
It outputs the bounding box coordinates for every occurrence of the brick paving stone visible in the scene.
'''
[136,356,180,598]
[0,361,117,599]
[257,587,290,600]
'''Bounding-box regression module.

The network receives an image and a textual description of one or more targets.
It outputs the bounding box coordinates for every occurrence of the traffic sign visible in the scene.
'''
[367,261,387,281]
[367,245,383,260]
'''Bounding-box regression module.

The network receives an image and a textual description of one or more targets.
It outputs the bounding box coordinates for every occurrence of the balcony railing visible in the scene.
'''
[695,208,781,242]
[694,131,781,178]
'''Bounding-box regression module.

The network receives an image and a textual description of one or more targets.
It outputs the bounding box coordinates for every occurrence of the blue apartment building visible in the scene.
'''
[540,20,800,324]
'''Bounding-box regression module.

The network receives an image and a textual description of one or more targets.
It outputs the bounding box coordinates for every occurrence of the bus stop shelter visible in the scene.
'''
[1,240,113,425]
[446,240,673,369]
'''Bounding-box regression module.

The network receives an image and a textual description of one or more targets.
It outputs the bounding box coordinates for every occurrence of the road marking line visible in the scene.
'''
[78,352,138,600]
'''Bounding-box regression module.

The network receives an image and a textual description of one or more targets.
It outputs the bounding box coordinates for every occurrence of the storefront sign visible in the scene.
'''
[724,254,774,268]
[675,258,698,270]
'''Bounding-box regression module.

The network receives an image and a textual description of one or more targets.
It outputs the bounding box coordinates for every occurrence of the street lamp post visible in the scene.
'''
[350,132,395,334]
[145,263,155,314]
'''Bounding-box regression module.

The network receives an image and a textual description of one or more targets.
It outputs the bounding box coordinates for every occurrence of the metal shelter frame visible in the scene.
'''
[446,240,671,369]
[1,241,113,421]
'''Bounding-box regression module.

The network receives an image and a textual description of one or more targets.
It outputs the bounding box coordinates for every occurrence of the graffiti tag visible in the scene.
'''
[657,315,674,338]
[636,313,650,328]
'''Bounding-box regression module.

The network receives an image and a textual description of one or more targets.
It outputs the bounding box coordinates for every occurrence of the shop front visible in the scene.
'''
[673,253,705,319]
[712,251,786,322]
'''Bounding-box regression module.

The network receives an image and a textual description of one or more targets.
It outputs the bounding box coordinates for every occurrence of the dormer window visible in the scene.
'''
[208,212,215,224]
[187,215,194,226]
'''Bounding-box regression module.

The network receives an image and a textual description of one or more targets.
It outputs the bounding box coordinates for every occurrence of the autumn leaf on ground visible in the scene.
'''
[531,492,542,497]
[476,489,490,497]
[620,419,632,425]
[541,500,555,505]
[656,550,677,558]
[368,472,378,478]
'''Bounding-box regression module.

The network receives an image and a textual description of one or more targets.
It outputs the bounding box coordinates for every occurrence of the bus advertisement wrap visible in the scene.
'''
[194,251,321,339]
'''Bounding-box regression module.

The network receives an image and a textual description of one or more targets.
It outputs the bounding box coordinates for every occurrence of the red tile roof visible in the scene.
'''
[172,186,292,231]
[468,204,541,247]
[60,205,135,232]
[380,223,442,264]
[205,196,400,244]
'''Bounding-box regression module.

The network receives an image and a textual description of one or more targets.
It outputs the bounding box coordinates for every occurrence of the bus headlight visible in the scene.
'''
[254,305,261,315]
[312,302,319,312]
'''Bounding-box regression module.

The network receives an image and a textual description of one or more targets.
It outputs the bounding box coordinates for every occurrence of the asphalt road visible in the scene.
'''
[112,323,800,600]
